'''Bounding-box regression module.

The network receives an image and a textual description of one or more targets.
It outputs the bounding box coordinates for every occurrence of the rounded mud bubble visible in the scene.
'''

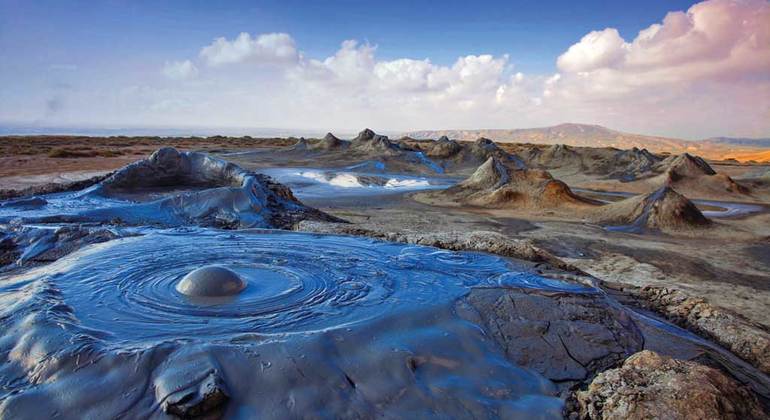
[176,265,246,297]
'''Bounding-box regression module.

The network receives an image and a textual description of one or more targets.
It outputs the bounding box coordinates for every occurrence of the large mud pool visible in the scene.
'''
[0,228,604,418]
[36,229,588,344]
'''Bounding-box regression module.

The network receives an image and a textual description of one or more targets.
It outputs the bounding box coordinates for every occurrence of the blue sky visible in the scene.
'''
[2,0,698,72]
[1,0,768,139]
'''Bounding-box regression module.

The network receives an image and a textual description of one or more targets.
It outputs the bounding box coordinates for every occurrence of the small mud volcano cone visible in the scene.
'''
[590,186,711,233]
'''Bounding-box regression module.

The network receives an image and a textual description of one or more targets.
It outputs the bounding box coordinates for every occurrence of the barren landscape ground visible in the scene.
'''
[2,134,769,327]
[1,132,769,418]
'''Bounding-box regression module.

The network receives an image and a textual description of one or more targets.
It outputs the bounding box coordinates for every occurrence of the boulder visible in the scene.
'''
[576,350,765,419]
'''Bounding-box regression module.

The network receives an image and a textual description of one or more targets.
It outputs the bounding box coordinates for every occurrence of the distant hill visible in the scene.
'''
[404,124,770,163]
[702,137,770,148]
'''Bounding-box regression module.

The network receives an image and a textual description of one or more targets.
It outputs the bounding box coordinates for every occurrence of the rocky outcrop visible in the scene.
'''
[434,157,596,209]
[590,186,711,233]
[576,350,765,419]
[460,287,644,391]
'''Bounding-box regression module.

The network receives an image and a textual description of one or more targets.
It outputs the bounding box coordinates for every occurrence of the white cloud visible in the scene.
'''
[556,0,770,84]
[199,32,298,66]
[556,28,627,73]
[544,0,770,137]
[162,60,198,80]
[373,58,435,91]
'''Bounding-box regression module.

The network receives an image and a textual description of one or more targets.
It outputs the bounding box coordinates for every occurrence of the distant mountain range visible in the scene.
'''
[702,137,770,148]
[404,123,770,162]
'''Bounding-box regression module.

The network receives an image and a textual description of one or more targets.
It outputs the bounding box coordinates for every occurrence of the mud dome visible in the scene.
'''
[0,229,645,418]
[176,266,246,297]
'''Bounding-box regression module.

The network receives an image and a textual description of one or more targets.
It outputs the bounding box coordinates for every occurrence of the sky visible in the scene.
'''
[0,0,768,139]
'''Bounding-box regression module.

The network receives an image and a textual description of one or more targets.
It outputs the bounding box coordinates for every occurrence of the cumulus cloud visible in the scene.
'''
[556,28,627,73]
[546,0,770,136]
[162,60,198,80]
[199,32,298,66]
[556,0,770,84]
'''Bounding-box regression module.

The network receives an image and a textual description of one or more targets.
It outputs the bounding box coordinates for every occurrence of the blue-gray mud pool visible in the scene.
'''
[47,229,588,343]
[0,228,605,418]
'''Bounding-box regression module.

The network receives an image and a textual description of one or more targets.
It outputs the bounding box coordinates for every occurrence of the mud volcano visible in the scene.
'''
[176,266,246,297]
[416,156,597,210]
[0,147,338,229]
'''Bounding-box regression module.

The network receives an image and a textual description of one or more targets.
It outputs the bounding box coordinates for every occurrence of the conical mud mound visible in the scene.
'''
[309,132,346,150]
[590,186,711,232]
[517,144,663,181]
[427,157,596,209]
[653,153,749,196]
[351,128,402,155]
[659,153,716,178]
[426,136,463,158]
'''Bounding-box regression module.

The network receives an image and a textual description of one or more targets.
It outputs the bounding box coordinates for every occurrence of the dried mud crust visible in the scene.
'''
[457,287,644,392]
[611,284,770,375]
[296,220,592,280]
